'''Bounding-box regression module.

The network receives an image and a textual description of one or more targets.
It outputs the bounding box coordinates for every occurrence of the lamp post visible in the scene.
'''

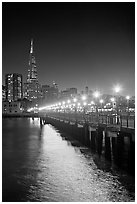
[126,95,130,128]
[73,98,77,122]
[62,101,66,120]
[99,99,104,111]
[113,85,121,124]
[67,99,71,121]
[93,91,100,123]
[90,101,95,123]
[83,101,87,123]
[126,95,130,112]
[81,95,87,123]
[99,99,104,123]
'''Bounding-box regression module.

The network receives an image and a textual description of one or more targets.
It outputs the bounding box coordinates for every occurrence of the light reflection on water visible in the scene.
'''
[2,118,135,202]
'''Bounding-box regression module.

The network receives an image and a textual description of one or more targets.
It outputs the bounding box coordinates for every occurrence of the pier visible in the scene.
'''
[39,110,135,175]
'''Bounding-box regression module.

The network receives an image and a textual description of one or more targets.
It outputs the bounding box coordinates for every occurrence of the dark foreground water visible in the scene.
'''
[2,118,135,202]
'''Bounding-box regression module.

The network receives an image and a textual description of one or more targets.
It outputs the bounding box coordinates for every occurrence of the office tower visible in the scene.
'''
[2,85,6,101]
[5,73,23,101]
[41,82,59,104]
[24,39,41,106]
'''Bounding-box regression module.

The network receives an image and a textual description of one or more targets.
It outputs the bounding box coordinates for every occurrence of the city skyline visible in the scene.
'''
[2,2,135,96]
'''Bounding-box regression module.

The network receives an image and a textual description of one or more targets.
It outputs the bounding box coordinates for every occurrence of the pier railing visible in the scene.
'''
[43,111,135,129]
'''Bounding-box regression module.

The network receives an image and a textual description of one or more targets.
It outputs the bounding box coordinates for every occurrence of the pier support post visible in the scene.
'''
[40,117,43,126]
[90,131,97,152]
[116,132,124,167]
[97,127,103,156]
[128,135,135,176]
[105,131,111,161]
[84,124,90,147]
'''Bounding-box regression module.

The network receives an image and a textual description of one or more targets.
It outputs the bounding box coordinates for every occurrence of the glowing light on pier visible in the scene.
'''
[114,85,121,93]
[93,91,100,98]
[126,95,130,100]
[81,95,87,101]
[73,98,77,102]
[83,102,87,106]
[100,99,104,103]
[110,97,115,102]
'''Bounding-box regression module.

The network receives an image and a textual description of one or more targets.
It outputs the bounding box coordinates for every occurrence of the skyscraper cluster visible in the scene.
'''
[2,39,78,112]
[2,39,135,114]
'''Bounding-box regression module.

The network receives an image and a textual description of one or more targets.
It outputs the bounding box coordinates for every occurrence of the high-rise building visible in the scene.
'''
[85,86,89,95]
[5,73,23,101]
[27,39,37,82]
[41,82,59,105]
[2,85,6,101]
[60,88,77,99]
[24,39,41,106]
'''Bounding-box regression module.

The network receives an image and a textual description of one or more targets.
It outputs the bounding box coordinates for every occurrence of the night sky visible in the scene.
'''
[2,2,135,96]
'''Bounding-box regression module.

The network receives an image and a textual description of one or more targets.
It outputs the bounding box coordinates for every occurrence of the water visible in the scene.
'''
[2,118,135,202]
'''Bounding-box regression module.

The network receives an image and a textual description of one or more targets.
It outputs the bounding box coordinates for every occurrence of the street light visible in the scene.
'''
[126,95,130,100]
[73,98,77,103]
[62,101,65,105]
[93,91,100,123]
[126,95,130,113]
[110,97,115,102]
[81,95,87,101]
[99,99,104,113]
[77,102,81,106]
[93,90,100,98]
[113,85,121,124]
[72,98,77,122]
[83,102,87,106]
[114,86,121,93]
[100,99,104,104]
[93,90,100,111]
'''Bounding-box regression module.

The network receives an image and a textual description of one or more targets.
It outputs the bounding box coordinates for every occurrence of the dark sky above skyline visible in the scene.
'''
[2,2,135,96]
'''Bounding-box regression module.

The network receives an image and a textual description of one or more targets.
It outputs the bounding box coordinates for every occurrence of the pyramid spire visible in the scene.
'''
[30,39,33,54]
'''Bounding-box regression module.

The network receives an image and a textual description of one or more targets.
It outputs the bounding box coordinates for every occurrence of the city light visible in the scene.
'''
[81,95,87,101]
[73,98,77,102]
[126,95,130,100]
[83,102,87,106]
[110,97,115,102]
[67,99,71,103]
[114,85,121,93]
[93,91,100,98]
[100,99,104,103]
[91,101,95,105]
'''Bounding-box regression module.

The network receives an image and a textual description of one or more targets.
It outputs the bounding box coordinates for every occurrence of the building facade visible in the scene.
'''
[2,85,6,101]
[41,82,59,105]
[5,73,23,101]
[60,88,77,100]
[24,39,41,106]
[2,101,22,114]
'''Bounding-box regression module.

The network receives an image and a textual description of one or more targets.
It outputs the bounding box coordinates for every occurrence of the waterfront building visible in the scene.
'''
[2,101,22,114]
[41,82,59,105]
[24,39,41,106]
[85,86,89,95]
[60,88,77,100]
[5,73,23,101]
[2,85,6,101]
